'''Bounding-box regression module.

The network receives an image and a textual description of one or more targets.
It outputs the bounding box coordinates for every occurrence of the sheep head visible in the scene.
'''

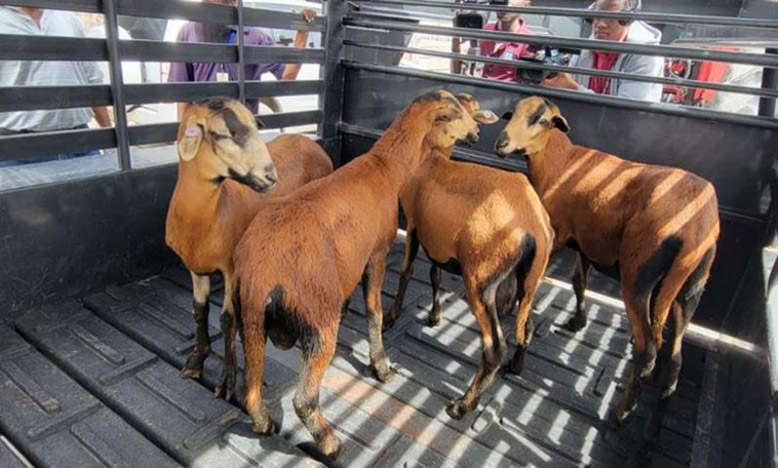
[176,96,278,193]
[494,96,570,158]
[418,90,483,150]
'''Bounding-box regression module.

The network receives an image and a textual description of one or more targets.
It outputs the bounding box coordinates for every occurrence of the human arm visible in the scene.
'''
[168,25,194,120]
[280,8,316,80]
[92,106,112,127]
[614,54,664,101]
[451,36,463,75]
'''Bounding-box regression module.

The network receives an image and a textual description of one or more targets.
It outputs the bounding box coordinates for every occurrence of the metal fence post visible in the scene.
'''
[237,0,246,105]
[103,0,132,170]
[320,0,347,164]
[759,48,778,119]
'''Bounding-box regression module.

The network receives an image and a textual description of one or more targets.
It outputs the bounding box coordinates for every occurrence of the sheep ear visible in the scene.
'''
[177,122,204,162]
[552,115,570,133]
[501,111,514,121]
[473,109,499,124]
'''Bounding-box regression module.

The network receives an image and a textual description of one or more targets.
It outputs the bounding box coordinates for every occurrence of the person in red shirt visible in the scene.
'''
[542,0,663,101]
[451,0,533,82]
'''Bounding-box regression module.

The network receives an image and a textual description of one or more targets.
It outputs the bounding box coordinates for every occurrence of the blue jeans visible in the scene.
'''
[0,124,99,167]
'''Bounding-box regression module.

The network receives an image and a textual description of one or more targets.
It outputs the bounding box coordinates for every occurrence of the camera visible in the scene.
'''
[453,0,507,30]
[516,45,574,83]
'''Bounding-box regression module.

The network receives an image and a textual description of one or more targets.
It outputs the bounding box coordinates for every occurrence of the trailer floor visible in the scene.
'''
[0,242,712,468]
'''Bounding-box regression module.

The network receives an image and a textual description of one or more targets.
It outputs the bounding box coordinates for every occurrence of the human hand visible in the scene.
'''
[541,72,580,91]
[301,8,316,22]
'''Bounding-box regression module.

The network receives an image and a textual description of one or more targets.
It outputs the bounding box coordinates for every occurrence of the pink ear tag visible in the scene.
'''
[185,127,199,137]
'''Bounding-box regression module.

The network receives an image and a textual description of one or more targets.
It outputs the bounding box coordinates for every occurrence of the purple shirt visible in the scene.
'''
[168,23,286,113]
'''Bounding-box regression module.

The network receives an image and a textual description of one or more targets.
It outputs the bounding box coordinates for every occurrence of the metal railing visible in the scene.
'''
[0,0,327,172]
[341,1,778,129]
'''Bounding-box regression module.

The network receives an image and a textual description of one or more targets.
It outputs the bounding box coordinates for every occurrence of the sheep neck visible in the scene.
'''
[525,130,575,199]
[172,159,222,222]
[368,106,436,193]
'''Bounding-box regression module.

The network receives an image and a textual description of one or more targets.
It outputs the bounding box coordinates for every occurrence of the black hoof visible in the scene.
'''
[382,316,396,332]
[321,437,345,462]
[180,353,207,379]
[505,351,525,375]
[563,314,587,333]
[214,368,237,401]
[445,399,468,420]
[372,363,395,383]
[252,417,276,435]
[609,404,636,429]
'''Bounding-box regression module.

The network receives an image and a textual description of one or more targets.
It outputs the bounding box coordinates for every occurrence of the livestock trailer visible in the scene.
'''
[0,0,776,467]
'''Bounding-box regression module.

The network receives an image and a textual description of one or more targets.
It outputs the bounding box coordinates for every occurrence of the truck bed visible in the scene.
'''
[0,241,712,468]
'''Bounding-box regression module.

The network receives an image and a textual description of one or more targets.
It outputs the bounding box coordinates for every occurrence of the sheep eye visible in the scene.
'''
[210,131,232,141]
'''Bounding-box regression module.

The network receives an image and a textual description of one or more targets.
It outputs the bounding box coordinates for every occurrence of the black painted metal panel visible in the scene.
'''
[245,79,324,98]
[0,0,100,12]
[125,82,238,105]
[120,40,235,63]
[0,34,107,61]
[340,68,774,220]
[345,18,778,67]
[0,166,179,319]
[0,324,181,468]
[128,110,321,146]
[0,85,112,112]
[243,45,325,65]
[0,128,116,161]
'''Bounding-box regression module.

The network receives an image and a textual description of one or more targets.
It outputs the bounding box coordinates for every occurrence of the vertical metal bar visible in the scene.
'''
[759,48,778,118]
[320,0,347,164]
[237,0,246,105]
[103,0,131,170]
[102,0,131,170]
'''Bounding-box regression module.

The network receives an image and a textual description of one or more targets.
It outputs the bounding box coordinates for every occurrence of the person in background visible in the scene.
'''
[0,6,112,167]
[169,0,317,120]
[451,0,533,81]
[542,0,663,101]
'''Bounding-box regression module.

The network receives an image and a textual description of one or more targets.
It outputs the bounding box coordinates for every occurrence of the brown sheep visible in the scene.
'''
[165,97,333,400]
[232,90,482,459]
[495,96,720,440]
[385,93,554,419]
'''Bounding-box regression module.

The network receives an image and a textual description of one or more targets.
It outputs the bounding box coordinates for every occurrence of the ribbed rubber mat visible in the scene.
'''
[0,324,180,468]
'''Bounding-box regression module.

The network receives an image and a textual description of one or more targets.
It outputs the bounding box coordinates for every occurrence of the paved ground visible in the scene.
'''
[0,241,711,467]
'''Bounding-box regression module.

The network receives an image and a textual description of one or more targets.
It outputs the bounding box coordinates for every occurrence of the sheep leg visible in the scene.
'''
[565,253,591,332]
[215,273,238,400]
[612,291,657,426]
[340,297,351,320]
[507,238,549,375]
[181,272,211,379]
[363,253,394,382]
[447,279,507,420]
[294,324,343,460]
[243,305,274,435]
[428,265,443,327]
[644,302,685,441]
[646,248,712,440]
[385,229,419,331]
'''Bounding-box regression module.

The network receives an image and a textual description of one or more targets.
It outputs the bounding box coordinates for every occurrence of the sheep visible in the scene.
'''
[384,93,554,419]
[165,96,333,400]
[232,90,482,459]
[495,96,720,440]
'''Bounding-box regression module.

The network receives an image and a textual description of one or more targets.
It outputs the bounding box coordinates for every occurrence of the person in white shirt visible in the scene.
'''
[0,6,112,166]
